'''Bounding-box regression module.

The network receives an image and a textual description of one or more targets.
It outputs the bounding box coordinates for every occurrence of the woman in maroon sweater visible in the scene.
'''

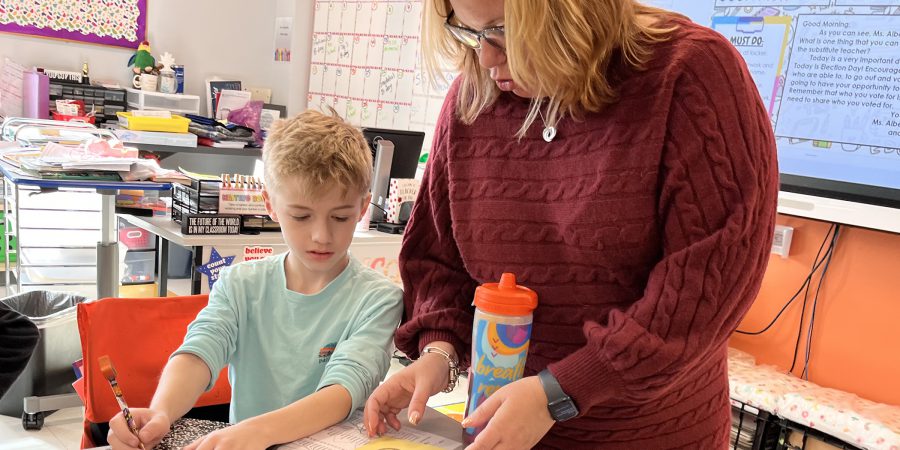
[364,1,778,448]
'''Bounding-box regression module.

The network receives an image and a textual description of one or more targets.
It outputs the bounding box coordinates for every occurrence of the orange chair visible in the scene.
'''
[75,295,231,449]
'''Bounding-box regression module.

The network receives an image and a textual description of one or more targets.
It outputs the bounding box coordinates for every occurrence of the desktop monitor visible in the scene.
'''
[649,2,900,234]
[360,127,425,222]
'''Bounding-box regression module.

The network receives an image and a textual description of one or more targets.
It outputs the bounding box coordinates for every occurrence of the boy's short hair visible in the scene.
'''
[263,108,372,197]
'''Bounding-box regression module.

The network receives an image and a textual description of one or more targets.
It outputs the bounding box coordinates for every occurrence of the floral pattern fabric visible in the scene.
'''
[728,348,900,450]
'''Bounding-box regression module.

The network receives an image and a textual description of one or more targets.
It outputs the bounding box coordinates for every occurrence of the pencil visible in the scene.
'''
[98,355,146,450]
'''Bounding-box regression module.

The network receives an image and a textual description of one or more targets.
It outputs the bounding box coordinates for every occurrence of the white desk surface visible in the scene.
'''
[118,214,403,248]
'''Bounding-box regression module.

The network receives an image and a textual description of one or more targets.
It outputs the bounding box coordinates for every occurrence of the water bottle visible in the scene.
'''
[464,272,538,443]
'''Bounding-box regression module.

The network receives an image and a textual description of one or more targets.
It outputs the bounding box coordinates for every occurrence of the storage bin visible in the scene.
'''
[122,250,155,284]
[125,88,200,115]
[119,226,155,251]
[50,111,96,124]
[116,112,191,133]
[48,82,125,124]
[104,89,126,103]
[0,291,87,417]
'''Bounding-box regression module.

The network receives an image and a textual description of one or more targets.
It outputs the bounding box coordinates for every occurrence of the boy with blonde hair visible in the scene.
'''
[108,109,403,449]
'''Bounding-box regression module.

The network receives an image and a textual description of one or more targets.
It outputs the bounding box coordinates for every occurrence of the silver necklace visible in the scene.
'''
[538,108,556,142]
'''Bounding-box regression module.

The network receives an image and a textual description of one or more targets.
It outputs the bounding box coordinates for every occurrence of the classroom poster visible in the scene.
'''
[274,16,293,62]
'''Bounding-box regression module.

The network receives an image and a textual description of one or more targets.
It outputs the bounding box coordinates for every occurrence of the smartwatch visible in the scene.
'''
[538,368,579,422]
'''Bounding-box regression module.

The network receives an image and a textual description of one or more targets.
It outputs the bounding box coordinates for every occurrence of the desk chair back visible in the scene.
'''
[75,295,231,448]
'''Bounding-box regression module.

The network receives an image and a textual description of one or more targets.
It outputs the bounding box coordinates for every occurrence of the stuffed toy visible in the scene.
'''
[128,41,164,88]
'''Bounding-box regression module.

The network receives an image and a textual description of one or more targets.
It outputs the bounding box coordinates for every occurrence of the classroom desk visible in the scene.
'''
[118,214,404,295]
[0,161,170,299]
[86,406,463,450]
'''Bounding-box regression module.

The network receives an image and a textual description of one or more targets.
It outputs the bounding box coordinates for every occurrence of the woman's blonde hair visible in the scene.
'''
[421,0,678,137]
[263,108,372,197]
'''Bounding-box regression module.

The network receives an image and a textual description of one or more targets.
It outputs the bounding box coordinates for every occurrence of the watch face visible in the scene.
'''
[549,399,579,422]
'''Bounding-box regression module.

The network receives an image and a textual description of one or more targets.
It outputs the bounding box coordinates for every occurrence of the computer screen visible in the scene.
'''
[647,1,900,234]
[360,127,425,223]
[361,127,424,180]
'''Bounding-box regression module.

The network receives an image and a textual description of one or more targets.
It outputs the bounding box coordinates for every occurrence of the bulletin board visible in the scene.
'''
[0,0,147,48]
[307,0,456,162]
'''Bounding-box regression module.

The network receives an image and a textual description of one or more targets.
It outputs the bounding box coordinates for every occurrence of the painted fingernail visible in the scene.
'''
[409,412,420,425]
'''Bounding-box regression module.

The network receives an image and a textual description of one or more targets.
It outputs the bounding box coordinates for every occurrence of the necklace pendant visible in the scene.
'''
[542,126,557,142]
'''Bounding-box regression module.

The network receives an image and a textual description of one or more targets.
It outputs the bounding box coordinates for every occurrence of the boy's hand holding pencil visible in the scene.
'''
[101,355,172,450]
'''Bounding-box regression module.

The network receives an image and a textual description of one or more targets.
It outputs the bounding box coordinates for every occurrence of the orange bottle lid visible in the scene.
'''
[473,273,538,316]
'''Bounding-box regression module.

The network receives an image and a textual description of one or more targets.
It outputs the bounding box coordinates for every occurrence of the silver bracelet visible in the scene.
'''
[421,346,460,393]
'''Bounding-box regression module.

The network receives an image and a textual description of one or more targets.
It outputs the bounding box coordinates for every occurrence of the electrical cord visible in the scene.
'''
[801,225,841,379]
[736,224,835,336]
[732,223,837,375]
[788,224,835,374]
[370,202,388,214]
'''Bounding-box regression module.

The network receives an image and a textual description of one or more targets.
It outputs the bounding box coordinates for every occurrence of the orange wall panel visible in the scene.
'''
[730,215,900,406]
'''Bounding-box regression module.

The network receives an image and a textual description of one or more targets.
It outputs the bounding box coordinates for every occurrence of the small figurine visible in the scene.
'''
[81,61,90,85]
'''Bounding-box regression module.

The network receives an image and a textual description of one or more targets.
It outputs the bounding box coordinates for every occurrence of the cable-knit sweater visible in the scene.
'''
[395,17,778,449]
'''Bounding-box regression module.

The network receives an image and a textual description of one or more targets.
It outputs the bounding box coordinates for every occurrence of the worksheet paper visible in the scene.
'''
[278,410,463,450]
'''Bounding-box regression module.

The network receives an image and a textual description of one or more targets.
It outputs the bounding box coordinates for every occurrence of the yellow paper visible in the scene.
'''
[356,436,444,450]
[179,167,222,181]
[433,402,466,423]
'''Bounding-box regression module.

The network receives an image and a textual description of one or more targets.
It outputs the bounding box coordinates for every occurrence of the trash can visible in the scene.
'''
[0,291,86,418]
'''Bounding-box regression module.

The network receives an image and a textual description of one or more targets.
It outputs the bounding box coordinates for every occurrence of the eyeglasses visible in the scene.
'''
[443,11,506,50]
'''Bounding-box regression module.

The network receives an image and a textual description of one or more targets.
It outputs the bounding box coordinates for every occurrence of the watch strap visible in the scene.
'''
[538,368,568,403]
[538,368,579,421]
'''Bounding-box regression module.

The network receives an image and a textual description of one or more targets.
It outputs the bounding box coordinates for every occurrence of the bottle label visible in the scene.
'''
[464,316,532,439]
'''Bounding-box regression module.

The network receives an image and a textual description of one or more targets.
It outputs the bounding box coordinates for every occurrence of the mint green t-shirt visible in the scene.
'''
[175,253,403,423]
